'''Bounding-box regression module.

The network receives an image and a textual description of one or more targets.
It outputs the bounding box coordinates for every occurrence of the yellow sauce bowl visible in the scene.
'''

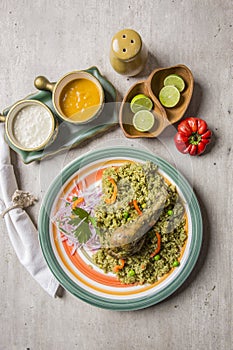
[34,71,105,124]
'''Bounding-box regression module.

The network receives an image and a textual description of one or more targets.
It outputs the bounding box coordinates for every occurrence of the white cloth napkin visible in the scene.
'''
[0,124,60,297]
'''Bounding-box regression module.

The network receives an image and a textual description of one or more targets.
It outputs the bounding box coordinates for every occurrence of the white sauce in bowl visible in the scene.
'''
[13,105,53,149]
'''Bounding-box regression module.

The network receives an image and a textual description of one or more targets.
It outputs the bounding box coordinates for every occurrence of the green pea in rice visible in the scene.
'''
[92,161,187,285]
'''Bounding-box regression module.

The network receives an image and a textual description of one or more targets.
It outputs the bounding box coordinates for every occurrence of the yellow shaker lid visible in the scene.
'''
[111,29,142,60]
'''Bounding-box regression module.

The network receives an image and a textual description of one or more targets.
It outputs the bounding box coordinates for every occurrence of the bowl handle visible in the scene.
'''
[34,76,55,92]
[0,114,6,122]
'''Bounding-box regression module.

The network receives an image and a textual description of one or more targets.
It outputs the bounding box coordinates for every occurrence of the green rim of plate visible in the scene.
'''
[39,147,202,311]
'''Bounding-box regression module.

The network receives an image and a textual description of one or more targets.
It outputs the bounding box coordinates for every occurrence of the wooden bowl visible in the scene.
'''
[119,64,194,138]
[119,81,168,138]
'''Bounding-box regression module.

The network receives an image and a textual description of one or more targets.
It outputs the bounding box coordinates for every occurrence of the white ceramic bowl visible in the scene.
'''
[4,100,57,152]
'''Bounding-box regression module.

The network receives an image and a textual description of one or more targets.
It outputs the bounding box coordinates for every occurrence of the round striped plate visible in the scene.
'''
[39,147,202,310]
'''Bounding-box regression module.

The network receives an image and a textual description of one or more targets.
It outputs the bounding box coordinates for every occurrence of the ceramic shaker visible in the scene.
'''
[110,29,148,76]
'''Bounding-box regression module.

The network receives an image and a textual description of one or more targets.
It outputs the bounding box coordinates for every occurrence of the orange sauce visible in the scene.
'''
[59,78,101,122]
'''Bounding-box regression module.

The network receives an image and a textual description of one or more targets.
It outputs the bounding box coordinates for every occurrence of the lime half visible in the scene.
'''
[164,74,185,92]
[159,86,180,108]
[130,94,153,113]
[133,110,155,132]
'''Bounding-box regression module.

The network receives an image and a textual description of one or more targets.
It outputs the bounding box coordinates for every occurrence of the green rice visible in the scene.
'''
[92,161,187,285]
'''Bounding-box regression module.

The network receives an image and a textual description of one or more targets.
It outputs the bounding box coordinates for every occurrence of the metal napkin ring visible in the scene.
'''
[1,190,37,218]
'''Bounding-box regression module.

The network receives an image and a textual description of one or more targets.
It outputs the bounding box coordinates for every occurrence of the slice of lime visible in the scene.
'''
[133,110,154,132]
[164,74,185,92]
[159,86,180,108]
[130,94,153,113]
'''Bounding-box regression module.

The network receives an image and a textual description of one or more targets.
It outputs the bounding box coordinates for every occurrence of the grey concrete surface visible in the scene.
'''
[0,0,232,349]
